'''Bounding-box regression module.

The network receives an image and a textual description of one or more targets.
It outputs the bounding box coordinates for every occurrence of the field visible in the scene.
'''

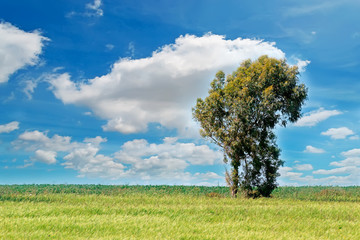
[0,185,359,239]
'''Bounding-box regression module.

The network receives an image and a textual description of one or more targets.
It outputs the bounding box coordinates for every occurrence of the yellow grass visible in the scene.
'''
[1,192,359,239]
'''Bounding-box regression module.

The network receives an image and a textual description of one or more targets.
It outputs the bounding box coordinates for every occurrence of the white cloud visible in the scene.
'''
[349,135,359,140]
[0,22,48,83]
[114,138,222,172]
[66,0,103,18]
[304,145,325,153]
[13,130,223,183]
[342,148,360,158]
[294,108,342,127]
[21,73,58,100]
[280,147,360,186]
[34,149,57,164]
[295,59,311,72]
[23,79,39,100]
[18,130,49,142]
[330,148,360,167]
[194,172,222,180]
[279,167,304,180]
[279,164,359,186]
[313,166,357,175]
[294,164,313,171]
[86,0,103,16]
[84,136,107,145]
[302,148,360,185]
[63,144,125,179]
[16,130,73,151]
[321,127,355,139]
[0,121,19,133]
[49,33,285,136]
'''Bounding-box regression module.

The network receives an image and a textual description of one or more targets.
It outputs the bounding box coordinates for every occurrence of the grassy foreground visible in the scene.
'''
[0,185,359,239]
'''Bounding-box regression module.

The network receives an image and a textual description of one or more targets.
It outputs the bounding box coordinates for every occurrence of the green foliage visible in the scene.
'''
[193,56,308,197]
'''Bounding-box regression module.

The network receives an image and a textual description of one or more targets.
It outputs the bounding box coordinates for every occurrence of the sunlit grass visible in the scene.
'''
[0,185,359,239]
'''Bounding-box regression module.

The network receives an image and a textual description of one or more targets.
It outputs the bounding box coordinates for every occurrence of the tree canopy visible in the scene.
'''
[193,56,307,197]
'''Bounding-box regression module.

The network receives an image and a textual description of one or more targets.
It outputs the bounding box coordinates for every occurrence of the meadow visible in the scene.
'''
[0,185,359,239]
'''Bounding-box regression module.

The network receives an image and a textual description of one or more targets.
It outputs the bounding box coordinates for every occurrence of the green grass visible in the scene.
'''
[1,185,360,239]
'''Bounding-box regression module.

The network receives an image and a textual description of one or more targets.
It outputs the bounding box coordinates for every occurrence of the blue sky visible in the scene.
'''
[0,0,359,186]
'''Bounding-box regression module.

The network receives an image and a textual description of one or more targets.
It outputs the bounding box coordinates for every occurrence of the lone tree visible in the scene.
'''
[193,56,307,198]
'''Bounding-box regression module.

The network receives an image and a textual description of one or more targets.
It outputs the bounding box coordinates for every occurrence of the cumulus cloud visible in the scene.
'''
[13,130,222,183]
[294,108,342,127]
[16,130,75,152]
[330,148,360,167]
[349,135,359,140]
[294,164,313,171]
[321,127,355,139]
[280,147,360,186]
[0,121,19,133]
[307,148,360,185]
[304,145,325,153]
[49,33,285,136]
[194,172,222,180]
[0,22,48,83]
[114,138,222,178]
[279,164,359,186]
[278,167,304,180]
[295,59,311,72]
[63,144,125,179]
[33,149,57,164]
[313,166,357,175]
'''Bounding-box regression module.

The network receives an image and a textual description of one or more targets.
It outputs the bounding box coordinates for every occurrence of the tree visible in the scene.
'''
[193,56,307,197]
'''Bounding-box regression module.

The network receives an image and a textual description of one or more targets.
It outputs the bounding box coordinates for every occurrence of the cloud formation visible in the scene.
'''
[0,22,48,83]
[86,0,103,16]
[294,164,313,171]
[295,58,311,72]
[0,121,20,133]
[307,148,360,185]
[13,130,222,184]
[49,34,286,136]
[331,148,360,167]
[321,127,355,139]
[279,165,359,186]
[114,137,222,179]
[281,145,360,186]
[294,108,342,127]
[33,149,57,164]
[304,145,325,153]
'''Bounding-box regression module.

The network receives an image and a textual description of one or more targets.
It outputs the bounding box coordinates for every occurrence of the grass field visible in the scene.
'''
[1,185,359,239]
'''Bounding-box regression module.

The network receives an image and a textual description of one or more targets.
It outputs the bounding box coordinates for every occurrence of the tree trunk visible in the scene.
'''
[231,187,238,197]
[230,159,240,197]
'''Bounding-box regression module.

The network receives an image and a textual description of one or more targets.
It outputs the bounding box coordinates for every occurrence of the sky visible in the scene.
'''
[0,0,359,186]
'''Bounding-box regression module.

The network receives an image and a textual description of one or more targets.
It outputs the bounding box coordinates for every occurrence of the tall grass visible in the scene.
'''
[0,185,359,239]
